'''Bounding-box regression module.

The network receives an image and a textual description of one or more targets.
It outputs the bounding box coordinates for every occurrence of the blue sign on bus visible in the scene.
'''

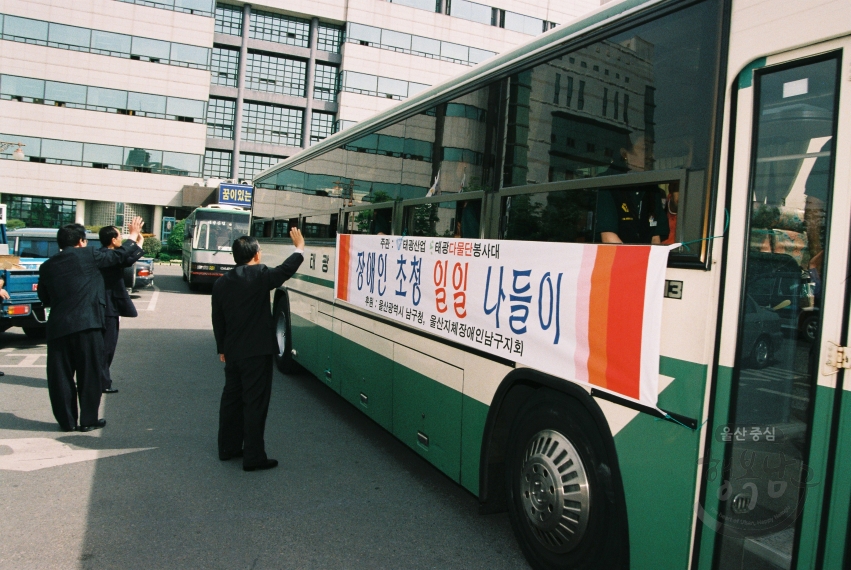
[218,183,254,207]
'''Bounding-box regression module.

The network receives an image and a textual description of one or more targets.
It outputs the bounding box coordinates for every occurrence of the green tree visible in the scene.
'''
[5,218,25,230]
[142,236,162,258]
[168,219,186,252]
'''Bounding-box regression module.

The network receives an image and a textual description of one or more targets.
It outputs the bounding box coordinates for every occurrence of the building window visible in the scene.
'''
[578,80,585,110]
[245,52,306,96]
[214,4,243,36]
[5,195,76,228]
[310,112,335,143]
[241,102,303,146]
[203,149,232,178]
[250,10,310,48]
[317,23,343,53]
[553,73,560,105]
[623,93,629,124]
[240,153,284,180]
[207,97,236,139]
[613,91,619,120]
[565,76,574,107]
[314,64,338,102]
[602,87,608,116]
[211,47,239,87]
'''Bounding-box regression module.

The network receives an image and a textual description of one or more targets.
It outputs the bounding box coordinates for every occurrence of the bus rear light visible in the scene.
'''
[138,270,150,277]
[6,305,31,316]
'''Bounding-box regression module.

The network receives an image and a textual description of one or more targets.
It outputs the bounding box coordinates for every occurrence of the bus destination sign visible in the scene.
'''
[218,183,253,208]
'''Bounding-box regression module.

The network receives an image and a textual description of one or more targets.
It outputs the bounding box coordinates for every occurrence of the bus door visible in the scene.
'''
[705,44,850,570]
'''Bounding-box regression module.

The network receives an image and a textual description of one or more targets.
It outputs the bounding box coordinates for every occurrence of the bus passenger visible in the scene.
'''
[595,135,669,244]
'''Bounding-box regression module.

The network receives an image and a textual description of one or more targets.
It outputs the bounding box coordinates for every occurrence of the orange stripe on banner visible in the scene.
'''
[605,246,651,400]
[337,234,350,301]
[587,246,616,389]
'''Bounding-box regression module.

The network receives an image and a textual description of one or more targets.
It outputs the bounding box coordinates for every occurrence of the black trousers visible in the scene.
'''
[47,329,104,430]
[218,354,273,466]
[102,316,119,390]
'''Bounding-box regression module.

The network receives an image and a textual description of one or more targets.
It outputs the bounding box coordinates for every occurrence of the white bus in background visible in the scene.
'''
[181,204,251,290]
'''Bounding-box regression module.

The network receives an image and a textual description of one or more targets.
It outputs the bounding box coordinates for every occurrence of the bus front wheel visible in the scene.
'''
[505,391,625,570]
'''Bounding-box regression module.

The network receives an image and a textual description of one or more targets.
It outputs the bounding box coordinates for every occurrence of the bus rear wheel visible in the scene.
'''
[273,293,294,374]
[505,391,625,570]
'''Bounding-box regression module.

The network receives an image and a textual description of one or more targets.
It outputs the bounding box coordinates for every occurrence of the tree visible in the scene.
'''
[142,236,162,258]
[168,219,186,252]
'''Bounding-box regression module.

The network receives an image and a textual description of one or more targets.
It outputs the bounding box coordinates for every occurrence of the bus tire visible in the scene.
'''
[182,271,188,282]
[273,292,294,374]
[505,390,625,570]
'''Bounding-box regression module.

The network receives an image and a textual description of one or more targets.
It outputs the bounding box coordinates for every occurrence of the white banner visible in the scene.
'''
[336,235,674,408]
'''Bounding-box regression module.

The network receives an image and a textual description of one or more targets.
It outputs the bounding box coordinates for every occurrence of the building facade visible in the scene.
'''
[0,0,597,235]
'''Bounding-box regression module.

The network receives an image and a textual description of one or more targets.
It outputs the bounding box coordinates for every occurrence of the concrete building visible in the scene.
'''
[0,0,597,237]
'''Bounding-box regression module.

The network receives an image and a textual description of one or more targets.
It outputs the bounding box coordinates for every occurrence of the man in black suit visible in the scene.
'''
[38,217,145,432]
[98,226,145,394]
[212,228,304,471]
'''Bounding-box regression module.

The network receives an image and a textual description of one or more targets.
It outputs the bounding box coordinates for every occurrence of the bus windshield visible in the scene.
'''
[193,211,251,251]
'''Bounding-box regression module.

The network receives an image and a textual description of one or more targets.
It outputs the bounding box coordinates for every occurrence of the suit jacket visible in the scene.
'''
[211,252,303,362]
[99,245,144,317]
[38,241,144,340]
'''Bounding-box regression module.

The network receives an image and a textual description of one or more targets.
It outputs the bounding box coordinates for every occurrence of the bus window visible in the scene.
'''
[403,199,481,238]
[302,213,337,239]
[273,219,288,238]
[501,189,596,243]
[192,211,251,251]
[343,207,393,235]
[193,223,209,250]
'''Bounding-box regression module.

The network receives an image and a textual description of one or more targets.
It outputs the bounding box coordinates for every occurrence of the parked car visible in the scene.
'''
[133,258,155,289]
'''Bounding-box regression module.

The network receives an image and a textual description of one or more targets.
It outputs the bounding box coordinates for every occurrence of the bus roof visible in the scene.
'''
[255,0,660,183]
[193,205,250,214]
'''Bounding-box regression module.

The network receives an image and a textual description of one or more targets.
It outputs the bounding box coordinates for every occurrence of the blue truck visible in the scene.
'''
[0,228,105,338]
[0,228,155,338]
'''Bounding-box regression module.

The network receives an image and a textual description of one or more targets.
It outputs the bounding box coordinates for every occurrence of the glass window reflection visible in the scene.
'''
[91,30,131,53]
[4,16,48,41]
[48,23,90,47]
[128,92,167,114]
[45,81,87,105]
[1,76,45,99]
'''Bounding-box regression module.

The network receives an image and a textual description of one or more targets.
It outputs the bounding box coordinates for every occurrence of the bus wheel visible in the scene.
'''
[273,293,294,374]
[506,391,624,570]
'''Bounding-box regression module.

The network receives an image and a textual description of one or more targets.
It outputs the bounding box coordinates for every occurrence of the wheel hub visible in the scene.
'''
[519,429,590,553]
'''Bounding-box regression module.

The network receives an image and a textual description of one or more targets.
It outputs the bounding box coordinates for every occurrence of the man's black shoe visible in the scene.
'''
[61,425,76,432]
[219,450,244,461]
[103,388,118,394]
[77,419,106,432]
[243,459,278,472]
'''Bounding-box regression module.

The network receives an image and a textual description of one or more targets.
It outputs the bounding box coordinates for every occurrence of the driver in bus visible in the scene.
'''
[595,134,670,245]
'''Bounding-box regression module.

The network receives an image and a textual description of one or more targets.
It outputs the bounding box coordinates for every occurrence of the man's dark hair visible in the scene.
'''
[98,226,120,247]
[56,224,87,249]
[232,236,259,265]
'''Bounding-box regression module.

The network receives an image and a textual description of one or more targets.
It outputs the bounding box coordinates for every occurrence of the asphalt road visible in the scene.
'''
[0,265,529,570]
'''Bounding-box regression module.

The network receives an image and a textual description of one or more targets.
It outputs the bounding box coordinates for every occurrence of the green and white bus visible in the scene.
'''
[181,205,251,289]
[251,0,851,567]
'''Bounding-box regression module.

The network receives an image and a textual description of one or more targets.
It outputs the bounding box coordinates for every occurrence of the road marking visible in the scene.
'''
[1,354,46,367]
[147,286,160,311]
[0,438,155,471]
